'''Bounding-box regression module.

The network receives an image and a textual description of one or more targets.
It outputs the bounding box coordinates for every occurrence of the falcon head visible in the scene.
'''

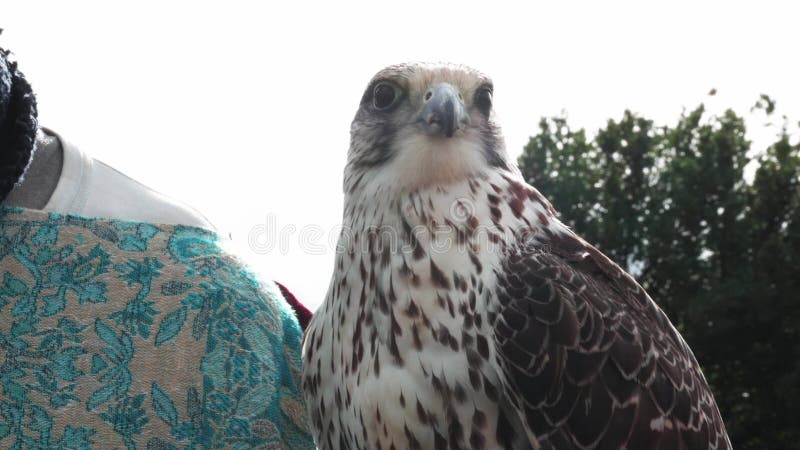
[345,63,514,193]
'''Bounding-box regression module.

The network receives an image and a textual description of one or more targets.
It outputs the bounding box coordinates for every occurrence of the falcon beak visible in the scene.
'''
[417,83,470,138]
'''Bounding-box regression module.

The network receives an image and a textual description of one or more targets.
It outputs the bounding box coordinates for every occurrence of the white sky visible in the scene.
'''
[4,1,799,310]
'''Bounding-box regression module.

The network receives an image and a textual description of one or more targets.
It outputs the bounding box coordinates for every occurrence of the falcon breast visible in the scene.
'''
[301,63,731,450]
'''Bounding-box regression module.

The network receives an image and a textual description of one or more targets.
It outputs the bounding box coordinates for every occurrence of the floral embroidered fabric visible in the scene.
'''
[0,207,314,449]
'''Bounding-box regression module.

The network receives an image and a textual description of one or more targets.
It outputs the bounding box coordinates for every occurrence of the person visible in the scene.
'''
[0,40,314,449]
[4,126,215,229]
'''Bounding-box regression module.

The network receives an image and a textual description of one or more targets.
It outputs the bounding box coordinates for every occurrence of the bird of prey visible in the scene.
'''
[302,63,731,450]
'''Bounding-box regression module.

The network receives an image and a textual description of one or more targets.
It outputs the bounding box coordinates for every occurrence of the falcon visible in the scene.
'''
[302,63,731,449]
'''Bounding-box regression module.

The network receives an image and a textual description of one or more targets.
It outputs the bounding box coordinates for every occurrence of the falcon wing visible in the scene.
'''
[492,231,730,449]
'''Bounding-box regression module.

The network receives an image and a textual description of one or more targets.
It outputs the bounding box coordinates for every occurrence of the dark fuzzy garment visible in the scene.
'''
[0,34,39,203]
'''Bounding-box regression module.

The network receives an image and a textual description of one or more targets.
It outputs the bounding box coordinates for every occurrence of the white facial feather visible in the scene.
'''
[376,127,487,190]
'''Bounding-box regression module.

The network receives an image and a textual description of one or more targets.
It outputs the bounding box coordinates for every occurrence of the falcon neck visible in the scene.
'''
[337,169,562,272]
[342,175,485,231]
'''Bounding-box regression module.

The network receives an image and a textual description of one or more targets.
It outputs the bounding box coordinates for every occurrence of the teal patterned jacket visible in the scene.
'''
[0,207,315,449]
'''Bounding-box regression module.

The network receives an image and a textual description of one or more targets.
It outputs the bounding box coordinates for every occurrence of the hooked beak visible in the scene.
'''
[417,83,470,138]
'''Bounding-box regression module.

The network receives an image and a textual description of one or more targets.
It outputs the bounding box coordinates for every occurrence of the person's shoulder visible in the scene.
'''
[90,157,216,230]
[45,128,215,230]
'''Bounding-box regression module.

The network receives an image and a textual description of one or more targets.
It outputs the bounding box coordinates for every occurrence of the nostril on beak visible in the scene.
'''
[417,83,467,138]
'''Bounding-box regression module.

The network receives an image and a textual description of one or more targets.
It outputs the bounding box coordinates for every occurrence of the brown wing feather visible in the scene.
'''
[493,231,730,449]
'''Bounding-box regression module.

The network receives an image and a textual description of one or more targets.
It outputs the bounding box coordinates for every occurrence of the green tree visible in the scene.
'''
[518,101,800,449]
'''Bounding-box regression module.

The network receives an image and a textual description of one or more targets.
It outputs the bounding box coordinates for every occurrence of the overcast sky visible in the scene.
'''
[4,1,799,309]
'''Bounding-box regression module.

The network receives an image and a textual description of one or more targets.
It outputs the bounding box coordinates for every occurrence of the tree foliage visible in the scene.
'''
[518,101,800,449]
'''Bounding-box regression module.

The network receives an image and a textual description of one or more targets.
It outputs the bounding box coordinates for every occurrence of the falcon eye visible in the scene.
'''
[373,82,401,110]
[474,86,493,115]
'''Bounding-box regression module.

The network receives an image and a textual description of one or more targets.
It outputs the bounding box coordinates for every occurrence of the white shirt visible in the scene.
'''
[43,130,215,230]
